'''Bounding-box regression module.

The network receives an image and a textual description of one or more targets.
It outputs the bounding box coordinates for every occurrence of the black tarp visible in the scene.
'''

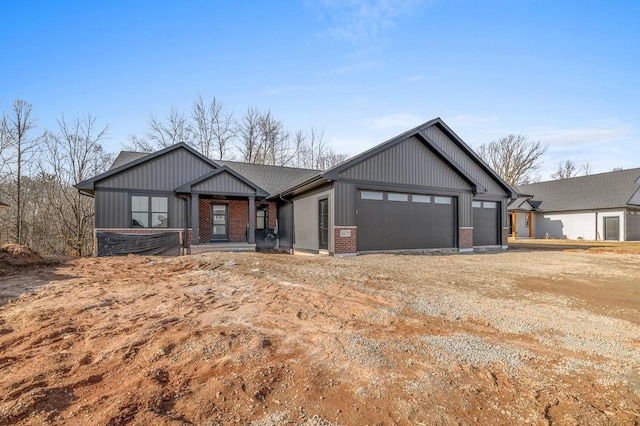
[255,229,278,251]
[97,232,181,256]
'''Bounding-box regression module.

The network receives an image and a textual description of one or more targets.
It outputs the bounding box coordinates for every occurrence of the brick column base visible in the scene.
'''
[459,227,473,253]
[502,227,509,249]
[334,226,357,256]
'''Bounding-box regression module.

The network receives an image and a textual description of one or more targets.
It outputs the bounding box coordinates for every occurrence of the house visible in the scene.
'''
[76,118,516,256]
[509,168,640,241]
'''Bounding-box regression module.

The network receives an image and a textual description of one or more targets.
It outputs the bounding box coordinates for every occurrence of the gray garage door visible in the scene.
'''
[356,190,456,251]
[627,211,640,241]
[473,201,500,246]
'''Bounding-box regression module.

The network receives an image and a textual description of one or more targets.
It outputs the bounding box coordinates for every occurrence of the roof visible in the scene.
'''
[322,117,516,198]
[175,166,269,197]
[75,143,220,193]
[516,167,640,212]
[217,160,320,197]
[110,151,147,170]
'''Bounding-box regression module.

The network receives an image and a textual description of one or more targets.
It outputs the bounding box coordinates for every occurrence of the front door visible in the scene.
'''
[318,199,329,251]
[211,204,228,241]
[604,216,620,241]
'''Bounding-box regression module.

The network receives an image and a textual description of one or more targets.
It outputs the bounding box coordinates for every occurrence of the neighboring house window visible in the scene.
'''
[256,206,268,230]
[131,195,168,228]
[525,215,530,228]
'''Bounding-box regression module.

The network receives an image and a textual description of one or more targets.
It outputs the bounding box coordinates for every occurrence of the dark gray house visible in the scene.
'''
[76,118,516,256]
[509,168,640,241]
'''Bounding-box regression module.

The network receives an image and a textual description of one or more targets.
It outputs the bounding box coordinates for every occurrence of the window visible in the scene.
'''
[388,193,408,202]
[434,196,452,205]
[484,201,497,209]
[412,195,431,203]
[257,205,268,230]
[472,201,482,208]
[361,191,383,200]
[525,215,530,228]
[131,195,168,228]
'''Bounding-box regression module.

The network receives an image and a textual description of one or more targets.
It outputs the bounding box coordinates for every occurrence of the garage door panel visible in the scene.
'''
[473,202,499,246]
[357,190,456,251]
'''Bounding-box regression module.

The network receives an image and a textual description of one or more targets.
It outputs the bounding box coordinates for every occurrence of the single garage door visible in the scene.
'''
[473,201,500,246]
[627,211,640,241]
[356,190,456,251]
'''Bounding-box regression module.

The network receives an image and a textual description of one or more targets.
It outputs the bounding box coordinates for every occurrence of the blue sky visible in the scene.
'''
[1,0,639,179]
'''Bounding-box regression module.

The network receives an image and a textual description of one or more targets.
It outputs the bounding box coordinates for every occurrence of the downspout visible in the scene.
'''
[279,194,294,254]
[176,194,190,254]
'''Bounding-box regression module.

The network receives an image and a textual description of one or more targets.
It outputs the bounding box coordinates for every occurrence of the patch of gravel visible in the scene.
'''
[345,336,392,368]
[406,287,640,368]
[421,333,534,374]
[249,412,336,426]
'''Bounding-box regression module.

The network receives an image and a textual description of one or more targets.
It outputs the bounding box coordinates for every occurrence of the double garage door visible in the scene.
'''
[356,190,456,251]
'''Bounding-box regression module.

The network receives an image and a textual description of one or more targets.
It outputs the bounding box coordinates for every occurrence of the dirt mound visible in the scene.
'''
[0,244,44,267]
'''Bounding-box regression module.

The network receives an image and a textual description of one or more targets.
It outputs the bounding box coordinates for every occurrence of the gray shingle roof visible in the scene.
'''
[109,151,148,170]
[217,160,320,196]
[516,168,640,212]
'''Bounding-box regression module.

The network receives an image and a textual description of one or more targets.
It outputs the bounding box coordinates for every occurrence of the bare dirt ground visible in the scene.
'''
[1,244,639,425]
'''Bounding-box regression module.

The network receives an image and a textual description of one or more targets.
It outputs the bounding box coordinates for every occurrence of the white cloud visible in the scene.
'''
[319,61,381,76]
[530,128,629,148]
[316,0,424,46]
[365,113,423,130]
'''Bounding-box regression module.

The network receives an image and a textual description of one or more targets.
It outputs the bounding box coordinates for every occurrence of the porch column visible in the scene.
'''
[248,196,256,244]
[511,211,516,238]
[528,211,533,238]
[191,194,200,245]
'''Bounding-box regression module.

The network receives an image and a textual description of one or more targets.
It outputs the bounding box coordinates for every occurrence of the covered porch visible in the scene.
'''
[508,197,539,239]
[175,166,269,246]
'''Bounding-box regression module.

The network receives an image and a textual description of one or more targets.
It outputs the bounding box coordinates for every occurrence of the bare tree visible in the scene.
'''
[147,107,193,148]
[3,100,44,244]
[122,134,156,153]
[551,159,578,180]
[293,126,348,169]
[191,95,237,160]
[238,107,261,163]
[477,134,547,186]
[44,114,112,255]
[551,160,592,180]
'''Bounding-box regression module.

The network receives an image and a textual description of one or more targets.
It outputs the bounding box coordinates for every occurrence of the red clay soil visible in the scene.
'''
[0,249,639,425]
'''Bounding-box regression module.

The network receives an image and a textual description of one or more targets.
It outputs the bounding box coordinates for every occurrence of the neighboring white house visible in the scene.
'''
[509,168,640,241]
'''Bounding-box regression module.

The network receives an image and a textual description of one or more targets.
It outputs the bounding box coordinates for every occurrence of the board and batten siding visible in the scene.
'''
[423,125,511,227]
[96,148,215,191]
[334,137,474,227]
[292,186,334,253]
[95,190,187,229]
[192,172,255,195]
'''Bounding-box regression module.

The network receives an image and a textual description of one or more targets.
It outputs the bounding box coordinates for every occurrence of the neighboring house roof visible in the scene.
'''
[516,167,640,212]
[507,197,540,212]
[216,161,320,196]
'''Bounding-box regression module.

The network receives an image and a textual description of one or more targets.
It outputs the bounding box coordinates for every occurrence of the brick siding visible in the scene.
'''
[334,226,357,255]
[198,199,278,243]
[459,227,473,250]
